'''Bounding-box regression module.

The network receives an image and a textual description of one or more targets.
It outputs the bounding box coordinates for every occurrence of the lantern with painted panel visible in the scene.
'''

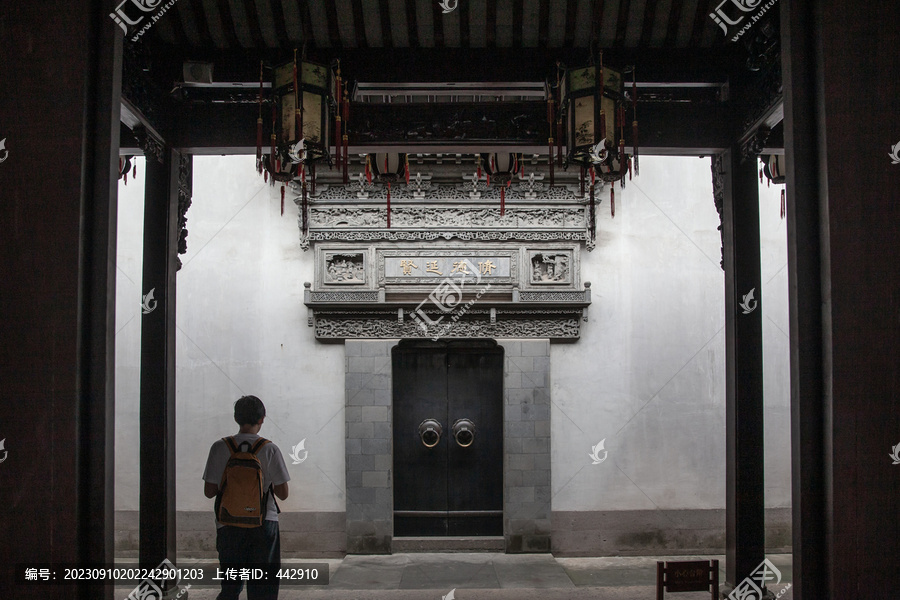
[561,57,636,228]
[264,55,333,227]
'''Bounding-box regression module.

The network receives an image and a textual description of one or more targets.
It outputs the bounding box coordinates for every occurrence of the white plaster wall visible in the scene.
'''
[115,157,146,510]
[549,155,791,512]
[115,155,346,513]
[115,154,790,519]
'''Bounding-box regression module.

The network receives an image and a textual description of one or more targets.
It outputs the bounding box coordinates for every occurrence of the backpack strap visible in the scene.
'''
[222,436,239,454]
[250,438,271,455]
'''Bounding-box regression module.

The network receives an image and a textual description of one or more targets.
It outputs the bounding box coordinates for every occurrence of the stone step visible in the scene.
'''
[391,536,506,553]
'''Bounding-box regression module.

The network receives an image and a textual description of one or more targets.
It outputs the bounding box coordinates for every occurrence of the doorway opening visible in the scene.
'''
[392,339,504,537]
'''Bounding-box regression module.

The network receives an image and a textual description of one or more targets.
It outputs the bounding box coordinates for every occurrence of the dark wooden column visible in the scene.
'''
[717,147,766,594]
[782,0,900,597]
[138,134,181,573]
[0,3,121,599]
[780,0,828,598]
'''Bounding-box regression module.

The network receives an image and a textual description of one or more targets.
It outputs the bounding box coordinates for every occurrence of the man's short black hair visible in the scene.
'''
[234,395,266,426]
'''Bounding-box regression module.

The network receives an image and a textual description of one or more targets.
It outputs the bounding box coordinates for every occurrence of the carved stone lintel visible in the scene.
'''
[312,312,582,340]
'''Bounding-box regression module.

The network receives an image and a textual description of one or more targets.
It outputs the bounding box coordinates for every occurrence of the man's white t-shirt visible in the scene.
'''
[202,433,291,528]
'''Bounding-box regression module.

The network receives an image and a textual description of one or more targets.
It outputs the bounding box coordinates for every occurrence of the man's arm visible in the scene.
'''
[204,482,219,498]
[273,482,289,500]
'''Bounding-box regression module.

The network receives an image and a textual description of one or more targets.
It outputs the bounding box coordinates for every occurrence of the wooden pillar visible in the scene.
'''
[718,147,766,594]
[138,135,181,574]
[782,0,900,597]
[780,0,828,597]
[0,3,121,599]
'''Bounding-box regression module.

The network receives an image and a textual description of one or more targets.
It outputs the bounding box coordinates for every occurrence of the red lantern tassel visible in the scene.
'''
[590,166,596,186]
[280,184,285,216]
[404,156,410,184]
[386,182,391,228]
[781,188,786,219]
[342,84,350,184]
[618,138,626,176]
[257,60,264,173]
[500,186,506,216]
[270,101,277,176]
[556,120,563,167]
[549,139,555,186]
[302,182,308,233]
[365,155,372,183]
[632,68,639,176]
[589,183,596,241]
[632,120,639,176]
[334,65,342,169]
[293,49,301,141]
[611,187,615,218]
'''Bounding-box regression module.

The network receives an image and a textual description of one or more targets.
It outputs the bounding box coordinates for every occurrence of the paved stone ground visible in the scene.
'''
[114,553,793,600]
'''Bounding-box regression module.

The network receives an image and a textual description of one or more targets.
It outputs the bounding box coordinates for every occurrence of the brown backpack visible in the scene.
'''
[215,437,272,527]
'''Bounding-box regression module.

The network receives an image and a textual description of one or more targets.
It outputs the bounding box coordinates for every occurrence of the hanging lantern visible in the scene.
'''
[560,54,633,184]
[369,153,409,228]
[265,54,333,183]
[481,153,521,216]
[761,154,786,184]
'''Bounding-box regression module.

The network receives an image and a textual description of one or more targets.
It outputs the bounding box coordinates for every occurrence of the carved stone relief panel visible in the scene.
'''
[324,251,366,285]
[528,250,573,285]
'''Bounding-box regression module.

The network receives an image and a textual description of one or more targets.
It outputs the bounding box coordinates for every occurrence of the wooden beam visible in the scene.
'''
[168,96,730,154]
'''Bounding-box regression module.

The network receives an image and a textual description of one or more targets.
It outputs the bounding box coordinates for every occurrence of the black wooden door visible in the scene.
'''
[393,340,503,536]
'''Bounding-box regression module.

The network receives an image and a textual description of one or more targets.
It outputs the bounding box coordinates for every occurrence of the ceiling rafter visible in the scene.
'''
[269,0,292,47]
[378,0,394,47]
[564,0,577,47]
[323,1,343,47]
[351,0,369,48]
[405,0,419,47]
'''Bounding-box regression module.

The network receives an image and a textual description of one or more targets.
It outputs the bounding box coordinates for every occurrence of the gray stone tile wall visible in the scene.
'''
[344,339,398,554]
[498,339,552,553]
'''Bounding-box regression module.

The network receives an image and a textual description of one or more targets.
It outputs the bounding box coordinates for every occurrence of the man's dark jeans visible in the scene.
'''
[215,520,280,600]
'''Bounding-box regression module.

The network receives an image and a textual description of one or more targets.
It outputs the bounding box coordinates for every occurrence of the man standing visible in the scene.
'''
[203,395,290,600]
